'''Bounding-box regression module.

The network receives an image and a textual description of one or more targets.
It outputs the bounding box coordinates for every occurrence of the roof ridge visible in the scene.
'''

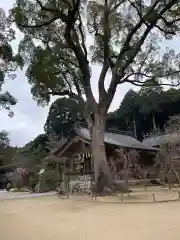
[75,123,134,137]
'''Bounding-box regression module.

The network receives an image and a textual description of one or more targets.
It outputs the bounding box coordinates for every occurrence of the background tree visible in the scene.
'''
[12,133,50,171]
[165,114,180,133]
[12,0,180,192]
[0,131,19,167]
[109,87,180,139]
[114,89,139,138]
[44,97,83,139]
[138,80,163,134]
[0,8,23,116]
[0,131,9,149]
[10,133,59,191]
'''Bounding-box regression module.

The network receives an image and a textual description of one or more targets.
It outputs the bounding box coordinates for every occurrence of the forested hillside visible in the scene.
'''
[109,87,180,140]
[0,132,50,171]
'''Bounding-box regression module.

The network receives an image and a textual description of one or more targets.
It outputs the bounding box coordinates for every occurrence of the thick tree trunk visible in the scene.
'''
[91,114,113,193]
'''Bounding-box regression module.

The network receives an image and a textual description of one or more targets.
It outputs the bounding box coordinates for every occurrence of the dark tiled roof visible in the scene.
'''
[142,132,180,147]
[75,127,157,151]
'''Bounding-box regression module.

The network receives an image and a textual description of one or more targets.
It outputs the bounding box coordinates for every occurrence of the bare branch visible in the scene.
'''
[155,24,176,35]
[98,0,110,104]
[128,0,143,20]
[42,86,82,104]
[136,71,180,79]
[117,0,159,62]
[122,78,180,87]
[61,1,97,110]
[107,23,155,109]
[98,64,109,101]
[160,15,180,27]
[77,13,87,57]
[128,0,176,37]
[43,89,70,96]
[65,28,97,107]
[120,69,180,86]
[103,0,110,61]
[106,0,179,109]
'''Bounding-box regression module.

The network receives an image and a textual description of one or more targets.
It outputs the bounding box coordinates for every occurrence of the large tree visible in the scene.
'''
[11,0,180,192]
[0,8,23,116]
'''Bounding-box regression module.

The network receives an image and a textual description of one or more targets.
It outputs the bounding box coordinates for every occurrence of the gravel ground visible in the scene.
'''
[0,195,180,240]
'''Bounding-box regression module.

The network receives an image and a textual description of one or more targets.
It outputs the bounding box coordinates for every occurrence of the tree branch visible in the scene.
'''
[133,70,180,79]
[128,0,176,35]
[43,89,70,96]
[106,0,179,110]
[62,1,97,111]
[155,23,176,35]
[160,15,180,27]
[103,0,110,62]
[114,0,160,65]
[122,78,180,87]
[77,13,87,57]
[98,0,110,105]
[107,23,155,110]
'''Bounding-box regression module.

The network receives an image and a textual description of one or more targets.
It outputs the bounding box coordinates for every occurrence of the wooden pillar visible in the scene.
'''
[57,164,62,184]
[124,149,129,191]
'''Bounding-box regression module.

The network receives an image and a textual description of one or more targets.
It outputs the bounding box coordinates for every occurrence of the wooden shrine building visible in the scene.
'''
[46,126,159,181]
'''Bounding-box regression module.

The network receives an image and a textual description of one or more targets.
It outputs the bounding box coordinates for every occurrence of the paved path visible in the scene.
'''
[0,190,56,200]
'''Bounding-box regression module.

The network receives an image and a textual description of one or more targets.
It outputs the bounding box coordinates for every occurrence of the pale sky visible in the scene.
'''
[0,0,179,147]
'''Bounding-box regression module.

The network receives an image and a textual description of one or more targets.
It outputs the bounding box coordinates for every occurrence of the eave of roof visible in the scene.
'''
[75,126,158,151]
[143,132,180,147]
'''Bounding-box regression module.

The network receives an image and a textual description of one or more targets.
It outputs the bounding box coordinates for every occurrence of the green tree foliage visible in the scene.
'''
[0,130,10,166]
[0,130,9,149]
[11,0,180,192]
[12,133,50,172]
[44,97,83,138]
[39,167,60,192]
[110,88,180,139]
[165,114,180,132]
[0,131,19,167]
[116,90,138,124]
[0,8,24,116]
[138,80,163,132]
